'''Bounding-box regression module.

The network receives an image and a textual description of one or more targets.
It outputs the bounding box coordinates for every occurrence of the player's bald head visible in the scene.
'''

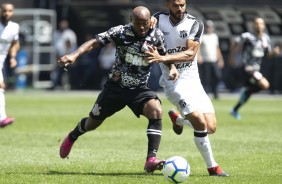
[131,6,151,20]
[130,6,151,37]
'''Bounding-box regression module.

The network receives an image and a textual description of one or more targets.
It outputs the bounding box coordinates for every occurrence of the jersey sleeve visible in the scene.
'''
[95,25,123,47]
[189,19,204,42]
[155,29,166,55]
[234,32,249,45]
[153,12,161,29]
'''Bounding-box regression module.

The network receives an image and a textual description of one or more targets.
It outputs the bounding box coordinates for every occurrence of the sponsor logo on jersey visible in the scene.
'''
[92,104,101,116]
[176,62,192,71]
[179,30,188,39]
[167,46,186,54]
[125,53,149,66]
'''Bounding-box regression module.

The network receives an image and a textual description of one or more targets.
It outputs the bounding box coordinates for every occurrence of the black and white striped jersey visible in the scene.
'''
[95,24,166,88]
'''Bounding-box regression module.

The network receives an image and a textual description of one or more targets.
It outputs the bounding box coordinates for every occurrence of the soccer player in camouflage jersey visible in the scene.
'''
[58,6,178,173]
[230,17,280,120]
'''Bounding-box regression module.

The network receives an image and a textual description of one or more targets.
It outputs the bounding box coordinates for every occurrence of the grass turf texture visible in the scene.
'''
[1,91,282,184]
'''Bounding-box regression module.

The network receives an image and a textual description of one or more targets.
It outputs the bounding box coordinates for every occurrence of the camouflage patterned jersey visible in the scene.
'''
[95,24,166,88]
[235,32,272,71]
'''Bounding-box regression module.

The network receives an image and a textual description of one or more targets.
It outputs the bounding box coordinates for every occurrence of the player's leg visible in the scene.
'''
[231,71,266,119]
[180,83,228,176]
[128,87,165,173]
[257,76,269,90]
[142,98,165,172]
[0,70,14,128]
[60,84,126,158]
[59,116,104,158]
[185,111,228,176]
[165,82,194,134]
[203,112,217,134]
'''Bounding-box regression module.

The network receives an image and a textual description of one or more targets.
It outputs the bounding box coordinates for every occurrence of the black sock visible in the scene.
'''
[69,118,87,142]
[146,119,162,159]
[234,88,253,112]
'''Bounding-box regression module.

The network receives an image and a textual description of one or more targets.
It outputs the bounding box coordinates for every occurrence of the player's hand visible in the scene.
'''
[58,53,77,68]
[144,45,163,64]
[245,65,254,72]
[10,58,17,68]
[273,46,280,56]
[150,16,157,29]
[168,64,179,82]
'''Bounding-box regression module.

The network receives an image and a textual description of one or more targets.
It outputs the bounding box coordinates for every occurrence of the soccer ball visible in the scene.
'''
[162,156,190,183]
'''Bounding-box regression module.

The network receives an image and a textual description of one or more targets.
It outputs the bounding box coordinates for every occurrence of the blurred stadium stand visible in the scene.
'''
[6,0,282,92]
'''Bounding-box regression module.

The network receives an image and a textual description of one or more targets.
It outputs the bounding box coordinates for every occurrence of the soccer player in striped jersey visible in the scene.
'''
[229,17,280,120]
[0,2,19,128]
[145,0,229,176]
[58,6,179,173]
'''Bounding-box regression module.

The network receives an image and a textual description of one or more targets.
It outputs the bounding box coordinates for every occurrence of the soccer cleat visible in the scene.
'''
[60,133,75,158]
[168,110,183,135]
[0,117,15,128]
[144,157,165,173]
[230,109,241,120]
[208,166,229,177]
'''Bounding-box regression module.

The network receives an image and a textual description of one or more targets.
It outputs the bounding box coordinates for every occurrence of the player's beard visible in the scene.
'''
[169,10,184,23]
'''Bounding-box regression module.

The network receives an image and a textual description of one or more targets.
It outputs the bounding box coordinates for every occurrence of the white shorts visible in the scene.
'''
[163,76,214,116]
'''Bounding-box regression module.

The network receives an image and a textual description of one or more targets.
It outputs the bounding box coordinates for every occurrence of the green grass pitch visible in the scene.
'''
[0,91,282,184]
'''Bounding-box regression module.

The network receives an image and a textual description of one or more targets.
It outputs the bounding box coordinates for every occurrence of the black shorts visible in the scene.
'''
[242,68,263,87]
[89,81,161,120]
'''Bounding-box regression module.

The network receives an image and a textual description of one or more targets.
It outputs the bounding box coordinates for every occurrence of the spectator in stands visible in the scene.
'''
[49,19,77,90]
[230,17,280,120]
[198,20,224,99]
[269,41,282,94]
[73,34,101,90]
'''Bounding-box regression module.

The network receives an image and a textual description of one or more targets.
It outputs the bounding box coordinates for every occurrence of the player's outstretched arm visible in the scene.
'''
[58,39,100,67]
[145,39,199,64]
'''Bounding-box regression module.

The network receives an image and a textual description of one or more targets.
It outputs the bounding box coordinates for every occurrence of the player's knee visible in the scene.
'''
[150,106,162,119]
[188,113,207,130]
[208,126,216,134]
[258,77,269,90]
[206,116,217,134]
[143,100,162,119]
[0,82,5,89]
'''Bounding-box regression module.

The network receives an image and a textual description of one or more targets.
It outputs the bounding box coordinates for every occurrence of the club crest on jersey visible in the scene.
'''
[92,104,101,116]
[179,30,188,39]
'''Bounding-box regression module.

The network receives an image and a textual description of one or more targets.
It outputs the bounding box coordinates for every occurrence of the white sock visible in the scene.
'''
[194,130,218,168]
[0,89,7,121]
[175,115,193,129]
